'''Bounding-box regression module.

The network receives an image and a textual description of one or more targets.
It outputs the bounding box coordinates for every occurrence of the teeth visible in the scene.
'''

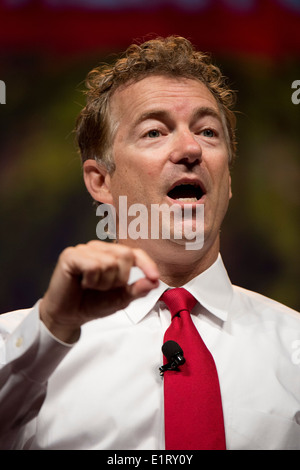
[176,197,198,202]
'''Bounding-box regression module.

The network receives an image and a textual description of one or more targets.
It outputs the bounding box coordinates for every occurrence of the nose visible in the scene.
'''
[169,129,202,167]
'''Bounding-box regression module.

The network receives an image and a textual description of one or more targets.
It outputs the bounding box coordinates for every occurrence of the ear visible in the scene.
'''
[229,174,232,200]
[83,159,114,205]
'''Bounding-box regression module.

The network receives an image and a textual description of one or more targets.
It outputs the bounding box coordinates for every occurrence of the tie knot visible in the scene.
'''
[160,288,197,319]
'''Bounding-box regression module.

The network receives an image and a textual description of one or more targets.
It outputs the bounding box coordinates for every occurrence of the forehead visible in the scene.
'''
[110,75,220,124]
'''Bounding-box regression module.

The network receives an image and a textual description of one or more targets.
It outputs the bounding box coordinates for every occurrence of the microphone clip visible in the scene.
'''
[159,341,186,376]
[159,354,185,376]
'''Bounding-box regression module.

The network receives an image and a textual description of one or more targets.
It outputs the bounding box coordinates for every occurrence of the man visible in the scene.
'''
[0,36,299,450]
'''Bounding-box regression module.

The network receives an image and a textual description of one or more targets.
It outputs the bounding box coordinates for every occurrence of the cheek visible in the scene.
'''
[209,150,230,184]
[110,166,150,207]
[208,158,231,206]
[217,173,231,216]
[218,172,231,203]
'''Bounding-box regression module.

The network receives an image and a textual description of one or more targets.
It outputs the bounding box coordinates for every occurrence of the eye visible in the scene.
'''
[201,128,215,138]
[146,129,161,138]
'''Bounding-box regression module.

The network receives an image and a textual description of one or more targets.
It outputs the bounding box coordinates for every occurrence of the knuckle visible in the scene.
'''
[116,245,134,260]
[59,246,75,262]
[86,240,104,248]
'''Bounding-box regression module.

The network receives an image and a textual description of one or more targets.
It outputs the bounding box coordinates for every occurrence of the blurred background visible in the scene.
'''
[0,0,299,313]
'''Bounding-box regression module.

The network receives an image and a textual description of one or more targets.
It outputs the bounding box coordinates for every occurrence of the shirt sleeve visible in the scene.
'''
[0,302,75,449]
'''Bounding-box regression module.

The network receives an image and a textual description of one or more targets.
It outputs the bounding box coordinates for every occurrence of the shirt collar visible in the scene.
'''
[124,254,233,324]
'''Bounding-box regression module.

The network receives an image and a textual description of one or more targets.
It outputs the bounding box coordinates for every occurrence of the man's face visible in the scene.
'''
[106,75,232,255]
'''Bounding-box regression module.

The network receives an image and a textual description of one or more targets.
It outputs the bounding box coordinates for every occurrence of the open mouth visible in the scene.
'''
[167,183,205,203]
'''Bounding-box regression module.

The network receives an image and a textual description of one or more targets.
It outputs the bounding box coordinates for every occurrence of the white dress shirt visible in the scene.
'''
[0,255,299,450]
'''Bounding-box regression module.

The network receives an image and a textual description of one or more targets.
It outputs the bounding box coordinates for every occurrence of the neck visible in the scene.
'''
[156,244,219,287]
[121,236,220,287]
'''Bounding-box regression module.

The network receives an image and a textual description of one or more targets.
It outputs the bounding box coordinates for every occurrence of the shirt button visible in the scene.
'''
[15,337,23,347]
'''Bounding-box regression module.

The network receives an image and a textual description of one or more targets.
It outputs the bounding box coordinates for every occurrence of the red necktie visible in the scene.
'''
[161,287,226,450]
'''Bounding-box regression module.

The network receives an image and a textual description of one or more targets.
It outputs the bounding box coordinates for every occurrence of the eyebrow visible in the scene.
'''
[133,110,169,128]
[133,106,222,128]
[191,106,222,124]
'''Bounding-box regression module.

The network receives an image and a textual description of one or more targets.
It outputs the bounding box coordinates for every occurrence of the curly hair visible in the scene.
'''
[76,36,237,171]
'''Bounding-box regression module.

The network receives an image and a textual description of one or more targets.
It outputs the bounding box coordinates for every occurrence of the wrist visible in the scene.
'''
[39,299,81,344]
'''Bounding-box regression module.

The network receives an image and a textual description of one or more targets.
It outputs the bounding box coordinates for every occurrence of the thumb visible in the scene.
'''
[128,277,159,300]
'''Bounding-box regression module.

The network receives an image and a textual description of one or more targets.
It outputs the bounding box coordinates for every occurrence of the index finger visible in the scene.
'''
[132,248,160,281]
